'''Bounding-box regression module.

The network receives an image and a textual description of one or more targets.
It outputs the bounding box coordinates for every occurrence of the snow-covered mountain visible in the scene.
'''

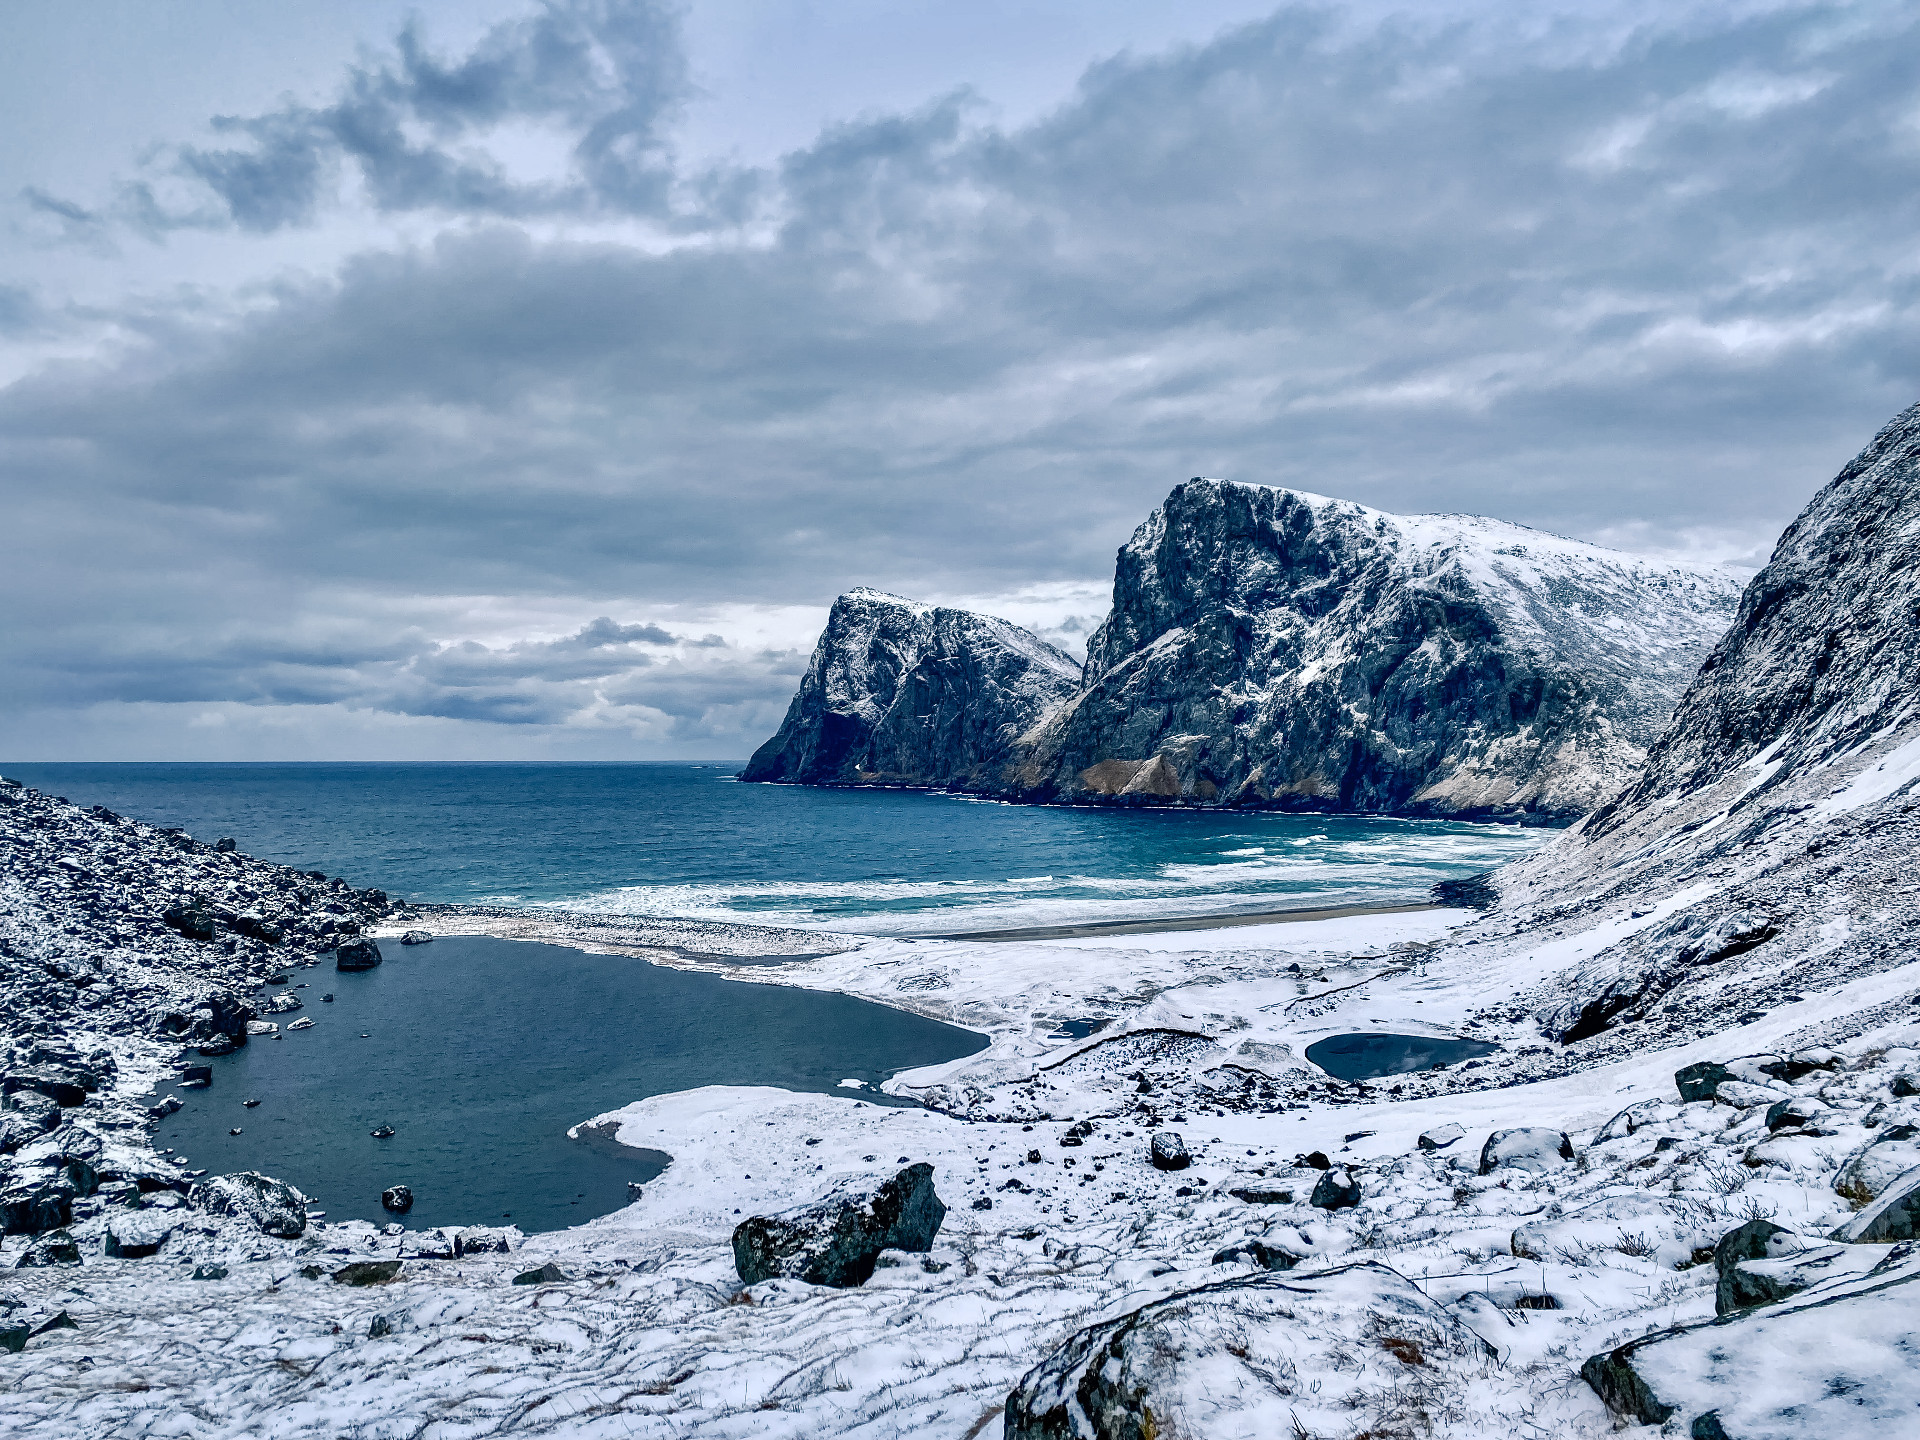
[1481,399,1920,1051]
[740,588,1081,788]
[1005,481,1743,821]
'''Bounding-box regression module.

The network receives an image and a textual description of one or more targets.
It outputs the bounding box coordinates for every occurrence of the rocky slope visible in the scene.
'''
[1005,481,1742,821]
[740,588,1081,788]
[1470,399,1920,1052]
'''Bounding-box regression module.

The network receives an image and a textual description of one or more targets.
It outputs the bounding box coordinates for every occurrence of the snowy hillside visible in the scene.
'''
[1007,481,1743,820]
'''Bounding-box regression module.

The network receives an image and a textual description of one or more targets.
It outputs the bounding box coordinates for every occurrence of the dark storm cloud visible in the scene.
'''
[6,1,1920,752]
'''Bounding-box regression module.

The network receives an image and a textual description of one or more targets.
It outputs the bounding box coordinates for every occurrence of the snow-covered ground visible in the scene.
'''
[9,858,1920,1437]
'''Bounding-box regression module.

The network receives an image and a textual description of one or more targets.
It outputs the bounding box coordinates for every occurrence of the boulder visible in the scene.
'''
[397,1228,455,1260]
[1478,1128,1574,1175]
[146,1096,184,1121]
[1830,1165,1920,1243]
[1594,1100,1664,1143]
[1713,1080,1790,1110]
[332,1259,402,1286]
[5,1090,61,1131]
[2,1071,88,1109]
[191,1263,228,1280]
[733,1163,946,1288]
[1764,1096,1827,1133]
[0,1176,75,1235]
[381,1185,414,1213]
[335,938,383,971]
[104,1210,179,1259]
[161,900,217,942]
[0,1115,42,1155]
[454,1225,519,1257]
[1211,1238,1303,1271]
[188,1171,308,1237]
[1893,1073,1920,1098]
[1834,1132,1920,1203]
[513,1261,570,1285]
[1582,1245,1920,1435]
[1713,1219,1799,1313]
[399,930,433,945]
[1005,1262,1492,1440]
[1674,1054,1812,1103]
[1310,1166,1361,1210]
[15,1229,81,1267]
[1227,1185,1294,1204]
[1148,1132,1190,1172]
[1416,1123,1465,1151]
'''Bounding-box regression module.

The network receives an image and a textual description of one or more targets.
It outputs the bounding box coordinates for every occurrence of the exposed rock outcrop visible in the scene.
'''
[1006,482,1739,820]
[740,589,1080,789]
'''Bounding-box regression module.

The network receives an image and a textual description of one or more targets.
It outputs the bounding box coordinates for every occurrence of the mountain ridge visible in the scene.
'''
[745,481,1743,821]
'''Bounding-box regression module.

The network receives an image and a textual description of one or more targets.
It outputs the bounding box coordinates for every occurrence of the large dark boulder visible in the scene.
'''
[335,937,383,971]
[382,1185,414,1213]
[188,1171,308,1237]
[0,1174,75,1235]
[1148,1132,1189,1172]
[333,1260,402,1286]
[2,1072,88,1109]
[733,1163,945,1288]
[1713,1219,1797,1314]
[1310,1167,1362,1210]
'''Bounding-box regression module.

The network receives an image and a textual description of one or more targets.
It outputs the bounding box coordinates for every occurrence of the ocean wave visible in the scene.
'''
[541,823,1545,935]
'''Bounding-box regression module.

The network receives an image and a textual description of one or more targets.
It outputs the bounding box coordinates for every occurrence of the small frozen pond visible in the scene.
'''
[1303,1032,1501,1081]
[149,935,985,1232]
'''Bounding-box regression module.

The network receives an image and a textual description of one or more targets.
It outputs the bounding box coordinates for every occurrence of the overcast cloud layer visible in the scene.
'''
[4,0,1918,760]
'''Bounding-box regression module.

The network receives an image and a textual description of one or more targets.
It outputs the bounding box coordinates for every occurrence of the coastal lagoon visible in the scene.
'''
[3,762,1545,934]
[149,935,987,1232]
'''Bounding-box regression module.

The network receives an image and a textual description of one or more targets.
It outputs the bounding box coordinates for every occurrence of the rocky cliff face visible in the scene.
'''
[1479,400,1920,1047]
[740,589,1081,788]
[1005,482,1741,821]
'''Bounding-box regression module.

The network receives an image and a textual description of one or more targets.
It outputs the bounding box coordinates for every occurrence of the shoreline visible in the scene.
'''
[925,899,1445,942]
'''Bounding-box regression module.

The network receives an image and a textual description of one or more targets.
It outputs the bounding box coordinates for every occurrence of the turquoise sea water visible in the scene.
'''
[0,763,1544,934]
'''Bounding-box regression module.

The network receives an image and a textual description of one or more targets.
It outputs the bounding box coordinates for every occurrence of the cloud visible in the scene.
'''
[147,0,694,230]
[5,1,1920,758]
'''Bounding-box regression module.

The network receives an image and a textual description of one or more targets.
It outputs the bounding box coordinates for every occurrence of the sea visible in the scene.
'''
[0,762,1546,936]
[6,762,1548,1230]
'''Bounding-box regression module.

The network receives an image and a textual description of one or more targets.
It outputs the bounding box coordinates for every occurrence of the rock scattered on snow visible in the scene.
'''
[1478,1127,1574,1175]
[1147,1131,1189,1171]
[732,1163,946,1288]
[188,1171,308,1238]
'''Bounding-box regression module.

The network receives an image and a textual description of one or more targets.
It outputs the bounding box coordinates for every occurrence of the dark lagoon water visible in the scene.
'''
[0,763,1542,934]
[1303,1032,1503,1081]
[149,935,987,1232]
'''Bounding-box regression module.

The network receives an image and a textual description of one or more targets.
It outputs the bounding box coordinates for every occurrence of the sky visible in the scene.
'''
[3,0,1916,762]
